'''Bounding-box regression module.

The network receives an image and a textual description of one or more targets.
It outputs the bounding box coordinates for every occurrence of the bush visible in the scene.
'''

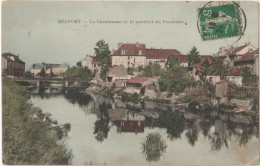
[218,103,237,113]
[188,100,201,112]
[126,103,142,112]
[121,93,142,102]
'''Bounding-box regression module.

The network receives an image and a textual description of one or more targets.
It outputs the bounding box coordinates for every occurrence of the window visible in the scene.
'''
[138,50,143,55]
[121,50,126,55]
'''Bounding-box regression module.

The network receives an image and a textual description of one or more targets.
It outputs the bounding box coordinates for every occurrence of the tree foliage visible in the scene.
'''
[62,66,94,78]
[201,59,214,77]
[141,58,196,94]
[2,78,71,164]
[159,58,197,94]
[241,66,257,84]
[94,40,111,81]
[187,46,201,66]
[37,68,46,77]
[142,63,163,77]
[212,57,229,79]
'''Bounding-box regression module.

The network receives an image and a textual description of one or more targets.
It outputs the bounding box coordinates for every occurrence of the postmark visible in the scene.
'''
[197,2,245,41]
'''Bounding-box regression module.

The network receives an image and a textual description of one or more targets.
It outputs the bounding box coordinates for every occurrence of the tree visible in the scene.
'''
[201,59,213,77]
[38,68,46,77]
[62,66,94,79]
[50,69,56,77]
[76,61,82,67]
[142,63,163,77]
[94,40,111,81]
[159,58,197,94]
[187,47,201,66]
[241,67,257,83]
[212,57,229,79]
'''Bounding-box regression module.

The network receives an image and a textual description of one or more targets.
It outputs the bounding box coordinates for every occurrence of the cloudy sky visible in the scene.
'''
[2,1,259,70]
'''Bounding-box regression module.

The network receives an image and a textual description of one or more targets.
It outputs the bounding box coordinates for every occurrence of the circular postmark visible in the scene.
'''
[197,1,246,44]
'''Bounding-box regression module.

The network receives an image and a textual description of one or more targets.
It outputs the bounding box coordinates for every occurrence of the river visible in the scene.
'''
[28,85,259,165]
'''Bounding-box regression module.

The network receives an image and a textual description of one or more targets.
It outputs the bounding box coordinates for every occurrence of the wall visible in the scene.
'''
[206,76,220,85]
[112,55,146,68]
[227,76,242,86]
[216,82,228,98]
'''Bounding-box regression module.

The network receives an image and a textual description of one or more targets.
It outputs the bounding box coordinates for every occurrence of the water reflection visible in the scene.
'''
[142,132,167,163]
[29,87,259,164]
[93,102,112,142]
[109,108,145,133]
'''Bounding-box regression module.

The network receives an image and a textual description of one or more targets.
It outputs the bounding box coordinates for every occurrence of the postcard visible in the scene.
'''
[1,1,259,165]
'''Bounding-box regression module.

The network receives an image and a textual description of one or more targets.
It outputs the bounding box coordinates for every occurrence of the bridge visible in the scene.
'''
[12,77,90,87]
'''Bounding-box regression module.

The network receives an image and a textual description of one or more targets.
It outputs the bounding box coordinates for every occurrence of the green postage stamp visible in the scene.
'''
[198,3,243,41]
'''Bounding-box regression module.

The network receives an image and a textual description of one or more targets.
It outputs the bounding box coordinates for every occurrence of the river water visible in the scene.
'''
[29,85,259,165]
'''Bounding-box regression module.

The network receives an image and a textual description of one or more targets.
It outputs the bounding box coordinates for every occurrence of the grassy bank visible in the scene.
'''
[2,78,71,164]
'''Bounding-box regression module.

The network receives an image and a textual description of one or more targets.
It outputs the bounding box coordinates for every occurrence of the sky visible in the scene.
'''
[2,1,259,70]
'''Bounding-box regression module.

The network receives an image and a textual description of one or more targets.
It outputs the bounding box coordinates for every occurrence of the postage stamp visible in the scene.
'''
[198,3,243,41]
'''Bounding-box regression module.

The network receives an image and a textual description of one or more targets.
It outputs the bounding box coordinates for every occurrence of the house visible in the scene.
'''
[124,77,160,98]
[30,63,69,76]
[217,43,257,67]
[30,63,45,76]
[227,68,243,87]
[233,51,255,69]
[111,42,182,69]
[217,43,256,57]
[145,49,182,68]
[111,43,146,68]
[81,55,100,73]
[106,65,128,88]
[2,53,25,77]
[51,64,69,76]
[216,80,229,98]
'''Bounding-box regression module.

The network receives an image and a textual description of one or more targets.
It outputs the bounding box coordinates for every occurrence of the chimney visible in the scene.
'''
[118,42,123,48]
[136,42,139,47]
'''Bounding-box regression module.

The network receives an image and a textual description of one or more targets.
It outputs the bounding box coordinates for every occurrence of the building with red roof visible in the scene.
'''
[193,55,215,72]
[112,43,147,68]
[81,55,100,73]
[111,42,182,69]
[124,77,160,96]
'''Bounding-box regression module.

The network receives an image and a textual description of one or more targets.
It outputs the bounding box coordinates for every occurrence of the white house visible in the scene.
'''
[111,42,182,69]
[111,43,146,68]
[81,55,100,73]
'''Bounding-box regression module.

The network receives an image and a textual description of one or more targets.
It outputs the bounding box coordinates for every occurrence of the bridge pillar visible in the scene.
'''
[65,81,69,87]
[36,81,41,87]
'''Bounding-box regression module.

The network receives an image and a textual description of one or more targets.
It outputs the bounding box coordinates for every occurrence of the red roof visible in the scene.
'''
[125,77,158,84]
[236,52,253,62]
[112,43,181,59]
[145,49,181,59]
[233,45,248,54]
[229,68,242,75]
[168,54,188,63]
[194,55,215,72]
[216,79,226,84]
[113,43,146,56]
[90,56,98,64]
